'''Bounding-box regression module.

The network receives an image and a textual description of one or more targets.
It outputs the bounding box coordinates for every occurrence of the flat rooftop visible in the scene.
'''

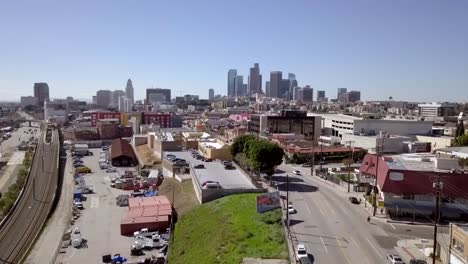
[165,151,256,189]
[383,153,457,172]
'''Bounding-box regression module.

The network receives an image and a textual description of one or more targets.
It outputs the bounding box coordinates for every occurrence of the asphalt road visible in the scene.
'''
[0,125,40,159]
[275,163,434,264]
[0,127,59,264]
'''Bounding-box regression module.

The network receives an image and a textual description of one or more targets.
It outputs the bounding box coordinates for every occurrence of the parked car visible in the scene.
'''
[106,168,117,173]
[73,163,85,168]
[201,180,219,187]
[194,164,205,169]
[288,204,297,214]
[296,244,308,261]
[74,200,84,210]
[224,165,236,170]
[387,254,405,264]
[166,154,176,159]
[100,164,110,170]
[75,166,91,173]
[293,170,301,175]
[349,197,360,204]
[204,158,213,162]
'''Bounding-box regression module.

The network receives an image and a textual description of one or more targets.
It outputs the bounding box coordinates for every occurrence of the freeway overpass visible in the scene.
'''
[0,125,60,264]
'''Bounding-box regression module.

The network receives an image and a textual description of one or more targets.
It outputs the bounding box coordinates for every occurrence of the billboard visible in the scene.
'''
[256,192,281,213]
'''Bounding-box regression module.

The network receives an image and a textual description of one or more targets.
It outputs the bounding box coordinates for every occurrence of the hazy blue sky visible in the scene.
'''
[1,0,467,102]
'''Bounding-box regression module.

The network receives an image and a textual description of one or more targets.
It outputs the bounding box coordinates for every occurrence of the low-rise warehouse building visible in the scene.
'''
[111,138,138,167]
[121,196,172,236]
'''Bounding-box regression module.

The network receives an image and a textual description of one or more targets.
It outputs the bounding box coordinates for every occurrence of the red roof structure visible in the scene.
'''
[121,196,172,236]
[360,154,468,197]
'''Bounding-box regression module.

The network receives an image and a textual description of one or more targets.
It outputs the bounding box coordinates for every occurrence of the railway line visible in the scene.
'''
[0,125,60,264]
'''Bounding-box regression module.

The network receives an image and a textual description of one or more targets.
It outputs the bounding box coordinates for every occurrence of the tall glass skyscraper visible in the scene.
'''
[227,69,237,97]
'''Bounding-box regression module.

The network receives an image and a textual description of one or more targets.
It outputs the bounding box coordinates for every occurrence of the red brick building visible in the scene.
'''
[90,111,121,126]
[141,112,172,128]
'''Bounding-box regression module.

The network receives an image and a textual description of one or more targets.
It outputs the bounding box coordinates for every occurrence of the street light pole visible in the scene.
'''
[286,173,290,234]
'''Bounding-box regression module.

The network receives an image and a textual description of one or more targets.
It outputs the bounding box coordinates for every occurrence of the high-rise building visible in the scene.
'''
[317,90,325,101]
[248,63,262,95]
[288,73,298,100]
[146,88,171,104]
[243,84,248,97]
[112,90,126,107]
[92,96,97,104]
[33,82,50,106]
[269,71,282,98]
[227,69,237,97]
[292,87,300,101]
[280,79,290,100]
[337,88,347,99]
[21,96,38,107]
[208,88,215,100]
[338,90,361,103]
[118,96,132,112]
[301,86,313,102]
[234,75,244,97]
[347,91,361,103]
[125,79,134,104]
[265,81,270,97]
[96,90,112,108]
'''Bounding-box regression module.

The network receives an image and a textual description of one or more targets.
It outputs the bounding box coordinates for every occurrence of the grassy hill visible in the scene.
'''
[168,193,288,264]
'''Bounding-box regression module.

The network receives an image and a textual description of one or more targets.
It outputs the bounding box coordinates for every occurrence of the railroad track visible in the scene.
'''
[0,126,60,264]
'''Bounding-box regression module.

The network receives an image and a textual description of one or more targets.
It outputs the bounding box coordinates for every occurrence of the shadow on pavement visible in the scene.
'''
[271,175,304,183]
[276,182,319,192]
[288,219,304,227]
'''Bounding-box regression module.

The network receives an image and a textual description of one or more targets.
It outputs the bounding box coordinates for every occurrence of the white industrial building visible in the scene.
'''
[316,114,433,138]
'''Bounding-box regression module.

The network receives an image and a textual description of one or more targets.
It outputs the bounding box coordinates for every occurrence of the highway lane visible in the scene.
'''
[276,163,433,264]
[0,127,59,264]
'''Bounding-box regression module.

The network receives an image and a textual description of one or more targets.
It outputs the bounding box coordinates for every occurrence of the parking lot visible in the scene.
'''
[164,151,255,189]
[56,148,161,264]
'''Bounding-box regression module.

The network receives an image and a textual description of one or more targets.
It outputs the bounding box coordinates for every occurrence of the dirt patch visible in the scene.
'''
[158,177,198,216]
[135,144,160,167]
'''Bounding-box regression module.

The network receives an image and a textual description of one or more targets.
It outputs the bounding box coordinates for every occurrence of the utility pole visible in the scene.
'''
[286,173,290,233]
[344,140,354,193]
[432,179,443,264]
[373,145,379,217]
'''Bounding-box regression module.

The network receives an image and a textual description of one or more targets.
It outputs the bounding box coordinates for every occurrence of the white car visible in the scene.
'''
[387,254,405,264]
[287,204,297,214]
[296,244,308,260]
[293,170,301,175]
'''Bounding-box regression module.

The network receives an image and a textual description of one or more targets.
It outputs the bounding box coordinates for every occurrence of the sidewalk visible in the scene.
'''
[25,153,74,264]
[395,239,441,264]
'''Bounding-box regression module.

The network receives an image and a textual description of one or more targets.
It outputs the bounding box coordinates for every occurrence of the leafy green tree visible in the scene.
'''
[230,135,256,157]
[247,140,284,176]
[453,134,468,147]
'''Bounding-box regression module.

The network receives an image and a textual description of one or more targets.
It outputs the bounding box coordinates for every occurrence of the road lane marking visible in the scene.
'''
[389,223,396,230]
[320,236,329,254]
[90,197,99,209]
[311,198,325,216]
[336,237,352,264]
[319,197,337,217]
[366,238,383,258]
[304,202,313,216]
[350,236,370,264]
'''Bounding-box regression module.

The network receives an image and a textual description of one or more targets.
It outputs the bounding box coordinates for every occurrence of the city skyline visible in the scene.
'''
[1,0,468,102]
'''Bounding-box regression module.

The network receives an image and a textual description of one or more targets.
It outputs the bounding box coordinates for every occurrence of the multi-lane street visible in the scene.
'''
[0,126,59,264]
[274,163,434,264]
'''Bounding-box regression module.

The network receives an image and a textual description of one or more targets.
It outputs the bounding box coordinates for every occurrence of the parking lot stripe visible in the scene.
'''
[90,197,99,209]
[320,236,329,254]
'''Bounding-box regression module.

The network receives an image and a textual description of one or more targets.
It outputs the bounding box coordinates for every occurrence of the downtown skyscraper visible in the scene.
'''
[248,63,262,95]
[269,71,282,98]
[33,82,50,106]
[227,69,237,97]
[125,79,134,104]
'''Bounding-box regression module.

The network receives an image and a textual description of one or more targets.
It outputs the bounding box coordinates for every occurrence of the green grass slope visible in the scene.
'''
[168,193,288,264]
